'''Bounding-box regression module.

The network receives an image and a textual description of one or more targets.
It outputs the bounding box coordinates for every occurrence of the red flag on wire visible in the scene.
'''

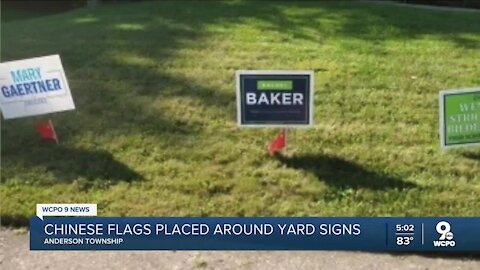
[35,120,58,144]
[268,129,286,156]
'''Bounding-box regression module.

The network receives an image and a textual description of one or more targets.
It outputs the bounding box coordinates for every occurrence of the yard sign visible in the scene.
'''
[439,88,480,149]
[0,55,75,119]
[236,70,314,127]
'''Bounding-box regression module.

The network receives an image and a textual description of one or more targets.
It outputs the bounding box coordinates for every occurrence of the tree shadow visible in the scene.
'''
[258,1,480,49]
[2,0,478,144]
[1,145,143,184]
[276,153,416,191]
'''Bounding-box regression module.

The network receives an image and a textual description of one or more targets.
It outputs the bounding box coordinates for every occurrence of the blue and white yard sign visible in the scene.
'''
[0,55,75,119]
[236,70,314,127]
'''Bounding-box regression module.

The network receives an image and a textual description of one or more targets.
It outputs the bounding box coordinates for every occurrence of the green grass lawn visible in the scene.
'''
[1,0,479,225]
[0,7,61,23]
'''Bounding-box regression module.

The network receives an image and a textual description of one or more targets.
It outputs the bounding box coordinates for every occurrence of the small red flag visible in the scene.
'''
[268,129,286,156]
[35,119,58,144]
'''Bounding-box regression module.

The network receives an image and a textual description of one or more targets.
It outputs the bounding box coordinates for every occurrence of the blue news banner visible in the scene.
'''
[30,217,480,251]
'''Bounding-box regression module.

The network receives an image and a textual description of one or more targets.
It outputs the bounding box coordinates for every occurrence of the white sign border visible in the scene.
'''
[439,87,480,150]
[0,54,75,119]
[236,70,314,128]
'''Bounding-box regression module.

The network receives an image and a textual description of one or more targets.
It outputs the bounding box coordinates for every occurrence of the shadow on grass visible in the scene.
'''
[321,2,480,49]
[1,215,29,227]
[462,152,480,161]
[2,144,143,183]
[276,154,416,191]
[43,145,143,182]
[1,144,142,227]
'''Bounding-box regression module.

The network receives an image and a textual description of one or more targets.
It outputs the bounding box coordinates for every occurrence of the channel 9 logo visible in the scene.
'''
[433,221,456,247]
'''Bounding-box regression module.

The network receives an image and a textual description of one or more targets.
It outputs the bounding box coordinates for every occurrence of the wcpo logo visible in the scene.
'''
[433,221,455,247]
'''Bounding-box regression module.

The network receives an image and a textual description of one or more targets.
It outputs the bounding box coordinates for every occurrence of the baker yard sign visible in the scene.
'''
[439,88,480,149]
[236,70,314,127]
[0,55,75,119]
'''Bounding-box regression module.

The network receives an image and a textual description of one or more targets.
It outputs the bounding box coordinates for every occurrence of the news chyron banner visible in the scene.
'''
[0,55,75,119]
[31,205,479,251]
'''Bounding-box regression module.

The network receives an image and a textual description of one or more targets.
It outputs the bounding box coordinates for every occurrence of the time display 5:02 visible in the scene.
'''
[396,224,414,232]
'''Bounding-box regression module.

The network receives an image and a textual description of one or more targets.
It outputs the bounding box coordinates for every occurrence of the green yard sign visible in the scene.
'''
[439,88,480,149]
